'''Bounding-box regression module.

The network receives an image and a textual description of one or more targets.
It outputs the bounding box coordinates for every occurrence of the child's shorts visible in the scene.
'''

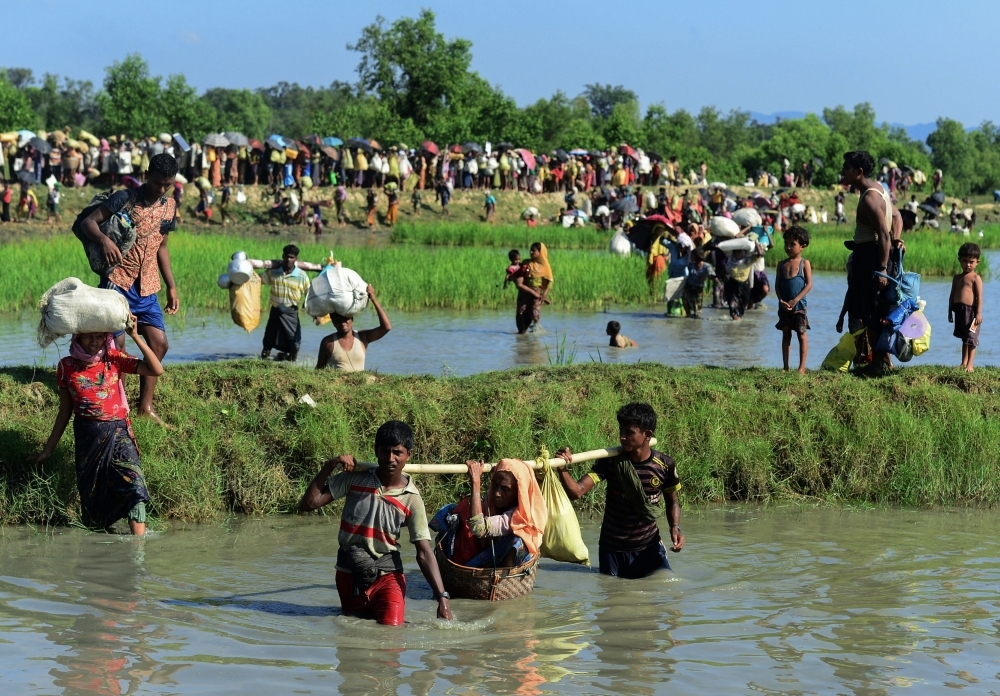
[776,308,810,334]
[598,539,671,579]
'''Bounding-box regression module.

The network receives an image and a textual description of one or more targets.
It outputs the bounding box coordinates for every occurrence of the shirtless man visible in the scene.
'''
[839,151,904,375]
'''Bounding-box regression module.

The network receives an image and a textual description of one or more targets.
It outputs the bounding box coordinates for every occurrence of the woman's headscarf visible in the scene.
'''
[493,459,547,556]
[69,334,129,412]
[527,243,553,283]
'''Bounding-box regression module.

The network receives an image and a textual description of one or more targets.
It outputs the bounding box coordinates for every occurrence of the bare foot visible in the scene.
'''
[964,365,975,373]
[798,367,807,375]
[134,409,174,430]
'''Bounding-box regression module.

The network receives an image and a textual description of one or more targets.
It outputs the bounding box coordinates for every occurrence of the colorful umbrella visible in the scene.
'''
[322,136,343,146]
[619,144,637,158]
[320,146,340,160]
[518,149,536,170]
[421,140,439,155]
[367,139,382,151]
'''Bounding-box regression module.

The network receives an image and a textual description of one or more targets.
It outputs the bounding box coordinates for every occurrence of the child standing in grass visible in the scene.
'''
[411,188,422,216]
[949,242,983,372]
[298,421,453,625]
[484,189,496,222]
[366,187,378,229]
[556,403,684,579]
[775,226,813,373]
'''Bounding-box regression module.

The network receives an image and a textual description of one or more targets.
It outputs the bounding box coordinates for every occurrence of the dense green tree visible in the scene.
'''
[96,54,163,136]
[350,9,471,130]
[0,77,36,131]
[203,88,272,139]
[159,74,216,140]
[23,74,99,131]
[584,83,638,120]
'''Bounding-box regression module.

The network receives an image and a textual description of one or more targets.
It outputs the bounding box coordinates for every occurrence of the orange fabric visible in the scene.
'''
[495,458,547,556]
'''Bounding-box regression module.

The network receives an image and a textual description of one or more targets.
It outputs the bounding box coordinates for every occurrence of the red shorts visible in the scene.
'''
[336,570,406,626]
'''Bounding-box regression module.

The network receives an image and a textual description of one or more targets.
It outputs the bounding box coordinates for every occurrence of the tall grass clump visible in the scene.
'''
[392,221,609,250]
[765,224,1000,276]
[4,362,1000,526]
[0,233,656,313]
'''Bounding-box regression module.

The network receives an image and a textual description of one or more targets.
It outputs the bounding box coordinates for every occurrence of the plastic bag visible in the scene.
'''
[37,277,133,347]
[229,272,261,332]
[305,266,368,318]
[235,185,247,204]
[820,329,865,373]
[912,313,932,356]
[539,458,590,565]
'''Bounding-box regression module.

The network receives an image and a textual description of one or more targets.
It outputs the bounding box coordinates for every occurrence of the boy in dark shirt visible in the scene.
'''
[557,403,684,578]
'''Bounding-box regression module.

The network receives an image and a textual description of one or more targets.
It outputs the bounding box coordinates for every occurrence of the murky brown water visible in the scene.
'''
[3,265,999,374]
[2,506,998,694]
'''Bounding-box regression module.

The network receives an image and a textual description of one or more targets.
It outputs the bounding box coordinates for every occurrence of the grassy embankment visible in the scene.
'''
[2,362,1000,526]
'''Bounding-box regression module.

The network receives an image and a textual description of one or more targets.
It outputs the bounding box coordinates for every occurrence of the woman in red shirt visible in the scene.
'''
[34,318,163,534]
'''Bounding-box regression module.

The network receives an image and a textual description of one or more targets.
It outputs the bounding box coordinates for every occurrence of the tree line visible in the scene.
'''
[2,10,997,196]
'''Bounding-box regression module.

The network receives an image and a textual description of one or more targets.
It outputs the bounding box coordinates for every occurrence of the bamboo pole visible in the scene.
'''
[355,439,657,474]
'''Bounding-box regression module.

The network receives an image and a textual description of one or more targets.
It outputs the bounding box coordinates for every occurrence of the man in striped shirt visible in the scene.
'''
[260,244,311,362]
[557,403,685,579]
[298,421,453,625]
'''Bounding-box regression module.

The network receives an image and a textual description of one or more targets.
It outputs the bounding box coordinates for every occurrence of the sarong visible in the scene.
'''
[74,417,149,528]
[262,305,301,354]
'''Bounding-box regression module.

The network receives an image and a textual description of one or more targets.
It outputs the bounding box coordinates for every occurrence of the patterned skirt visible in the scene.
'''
[74,418,150,528]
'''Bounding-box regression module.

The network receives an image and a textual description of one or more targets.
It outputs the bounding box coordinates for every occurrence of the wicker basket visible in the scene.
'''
[435,544,538,601]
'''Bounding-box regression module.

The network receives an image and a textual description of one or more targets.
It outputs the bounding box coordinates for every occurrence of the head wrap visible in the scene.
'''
[528,243,553,283]
[493,459,547,556]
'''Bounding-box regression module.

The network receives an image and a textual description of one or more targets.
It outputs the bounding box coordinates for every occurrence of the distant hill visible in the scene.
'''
[748,111,936,145]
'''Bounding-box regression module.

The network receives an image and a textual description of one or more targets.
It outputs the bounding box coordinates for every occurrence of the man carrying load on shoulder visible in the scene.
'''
[80,153,178,426]
[298,420,454,625]
[259,244,311,363]
[556,402,684,579]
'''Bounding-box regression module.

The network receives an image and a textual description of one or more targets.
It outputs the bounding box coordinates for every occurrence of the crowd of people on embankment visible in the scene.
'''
[4,125,966,235]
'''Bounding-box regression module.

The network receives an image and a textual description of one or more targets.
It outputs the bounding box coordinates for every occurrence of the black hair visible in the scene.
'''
[842,151,875,177]
[616,402,657,434]
[530,242,542,252]
[607,320,621,333]
[374,420,414,452]
[959,242,981,260]
[283,244,300,256]
[508,249,520,262]
[784,226,810,248]
[691,249,704,263]
[149,153,178,178]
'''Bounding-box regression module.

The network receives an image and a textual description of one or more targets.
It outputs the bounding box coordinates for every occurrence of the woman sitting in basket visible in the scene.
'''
[431,459,547,568]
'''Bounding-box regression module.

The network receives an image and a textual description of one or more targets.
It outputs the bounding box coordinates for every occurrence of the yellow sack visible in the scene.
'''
[229,273,261,332]
[539,454,590,565]
[911,312,931,356]
[820,331,856,372]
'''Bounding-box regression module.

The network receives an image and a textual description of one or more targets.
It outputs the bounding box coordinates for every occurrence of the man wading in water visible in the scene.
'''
[82,153,178,425]
[839,151,903,376]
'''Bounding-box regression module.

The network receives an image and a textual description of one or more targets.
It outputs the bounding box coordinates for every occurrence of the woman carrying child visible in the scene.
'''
[513,242,553,334]
[431,458,546,568]
[33,319,164,534]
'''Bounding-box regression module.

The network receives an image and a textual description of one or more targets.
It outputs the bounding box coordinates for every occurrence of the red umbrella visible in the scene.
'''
[421,140,439,155]
[518,148,536,170]
[248,139,264,151]
[619,144,637,158]
[448,144,463,153]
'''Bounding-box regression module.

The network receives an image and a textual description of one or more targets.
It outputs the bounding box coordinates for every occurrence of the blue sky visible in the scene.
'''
[8,0,998,129]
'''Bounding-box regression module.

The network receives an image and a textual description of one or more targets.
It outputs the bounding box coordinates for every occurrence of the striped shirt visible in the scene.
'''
[589,449,681,552]
[261,267,310,308]
[328,470,431,571]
